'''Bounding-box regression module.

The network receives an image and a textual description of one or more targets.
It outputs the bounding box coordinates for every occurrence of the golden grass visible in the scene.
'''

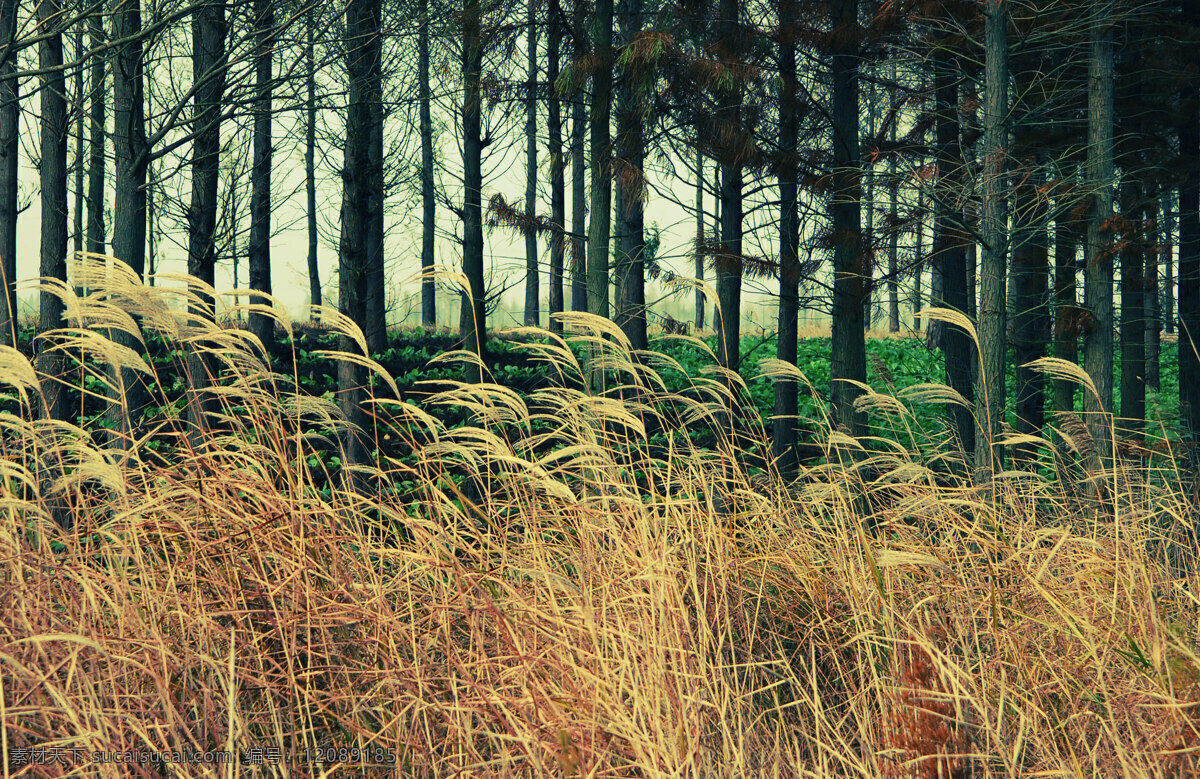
[2,258,1200,777]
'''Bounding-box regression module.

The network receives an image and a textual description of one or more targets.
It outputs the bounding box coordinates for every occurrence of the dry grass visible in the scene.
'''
[2,259,1200,777]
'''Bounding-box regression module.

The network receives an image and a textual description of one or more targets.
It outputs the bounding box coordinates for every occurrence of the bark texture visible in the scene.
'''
[460,0,486,377]
[0,0,18,346]
[586,0,613,320]
[248,0,274,352]
[614,0,646,350]
[1083,0,1115,464]
[524,0,540,326]
[38,0,68,425]
[339,0,385,480]
[829,0,866,436]
[547,0,565,333]
[774,0,801,475]
[976,0,1009,479]
[185,0,227,444]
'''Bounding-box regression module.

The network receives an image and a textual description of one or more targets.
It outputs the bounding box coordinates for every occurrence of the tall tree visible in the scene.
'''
[911,190,923,330]
[109,0,150,440]
[364,6,385,356]
[569,0,588,314]
[1053,207,1080,414]
[1010,57,1050,464]
[932,52,974,461]
[1146,200,1161,391]
[774,0,801,475]
[417,0,435,327]
[339,0,385,478]
[0,0,17,347]
[1010,178,1048,461]
[694,150,705,331]
[185,0,227,442]
[524,0,540,326]
[460,0,487,373]
[248,0,274,352]
[714,0,744,377]
[862,76,875,333]
[886,65,900,334]
[975,0,1008,477]
[1083,0,1116,463]
[586,0,613,319]
[38,0,68,423]
[86,9,105,256]
[1162,191,1174,335]
[72,23,83,261]
[306,2,322,318]
[829,0,866,435]
[418,0,434,326]
[614,0,646,350]
[1119,179,1146,436]
[547,0,565,333]
[185,0,227,294]
[1179,0,1200,466]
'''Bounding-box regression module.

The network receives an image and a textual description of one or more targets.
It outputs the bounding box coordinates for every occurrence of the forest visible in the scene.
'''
[2,0,1200,775]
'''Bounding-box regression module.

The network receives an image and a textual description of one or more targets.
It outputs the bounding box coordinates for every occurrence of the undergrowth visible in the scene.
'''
[2,258,1200,777]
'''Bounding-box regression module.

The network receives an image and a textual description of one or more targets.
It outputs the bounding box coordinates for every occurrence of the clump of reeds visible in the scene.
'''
[1,259,1198,777]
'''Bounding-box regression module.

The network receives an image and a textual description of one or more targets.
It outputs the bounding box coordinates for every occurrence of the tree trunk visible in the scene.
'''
[1011,171,1048,464]
[248,0,274,353]
[695,150,705,331]
[147,160,156,282]
[966,240,977,320]
[926,242,943,350]
[183,3,225,297]
[1119,180,1146,438]
[863,80,875,333]
[109,0,150,441]
[961,81,979,327]
[774,0,800,476]
[614,0,645,351]
[887,71,899,334]
[418,0,434,326]
[911,195,922,330]
[715,0,743,378]
[340,0,385,481]
[524,0,539,326]
[1180,0,1200,467]
[0,0,17,347]
[365,5,385,355]
[547,0,565,333]
[306,4,322,319]
[830,0,865,436]
[460,0,486,377]
[72,23,84,262]
[1163,192,1174,335]
[976,0,1008,479]
[185,0,227,444]
[1182,155,1200,453]
[1053,211,1079,413]
[586,0,613,320]
[35,0,70,528]
[1146,199,1160,392]
[1083,0,1115,465]
[569,0,588,314]
[86,11,105,257]
[38,0,68,425]
[932,57,973,459]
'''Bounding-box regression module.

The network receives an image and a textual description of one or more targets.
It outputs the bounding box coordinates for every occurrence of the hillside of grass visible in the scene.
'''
[3,265,1200,777]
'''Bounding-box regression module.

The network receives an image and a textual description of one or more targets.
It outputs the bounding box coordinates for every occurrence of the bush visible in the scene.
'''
[2,260,1199,777]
